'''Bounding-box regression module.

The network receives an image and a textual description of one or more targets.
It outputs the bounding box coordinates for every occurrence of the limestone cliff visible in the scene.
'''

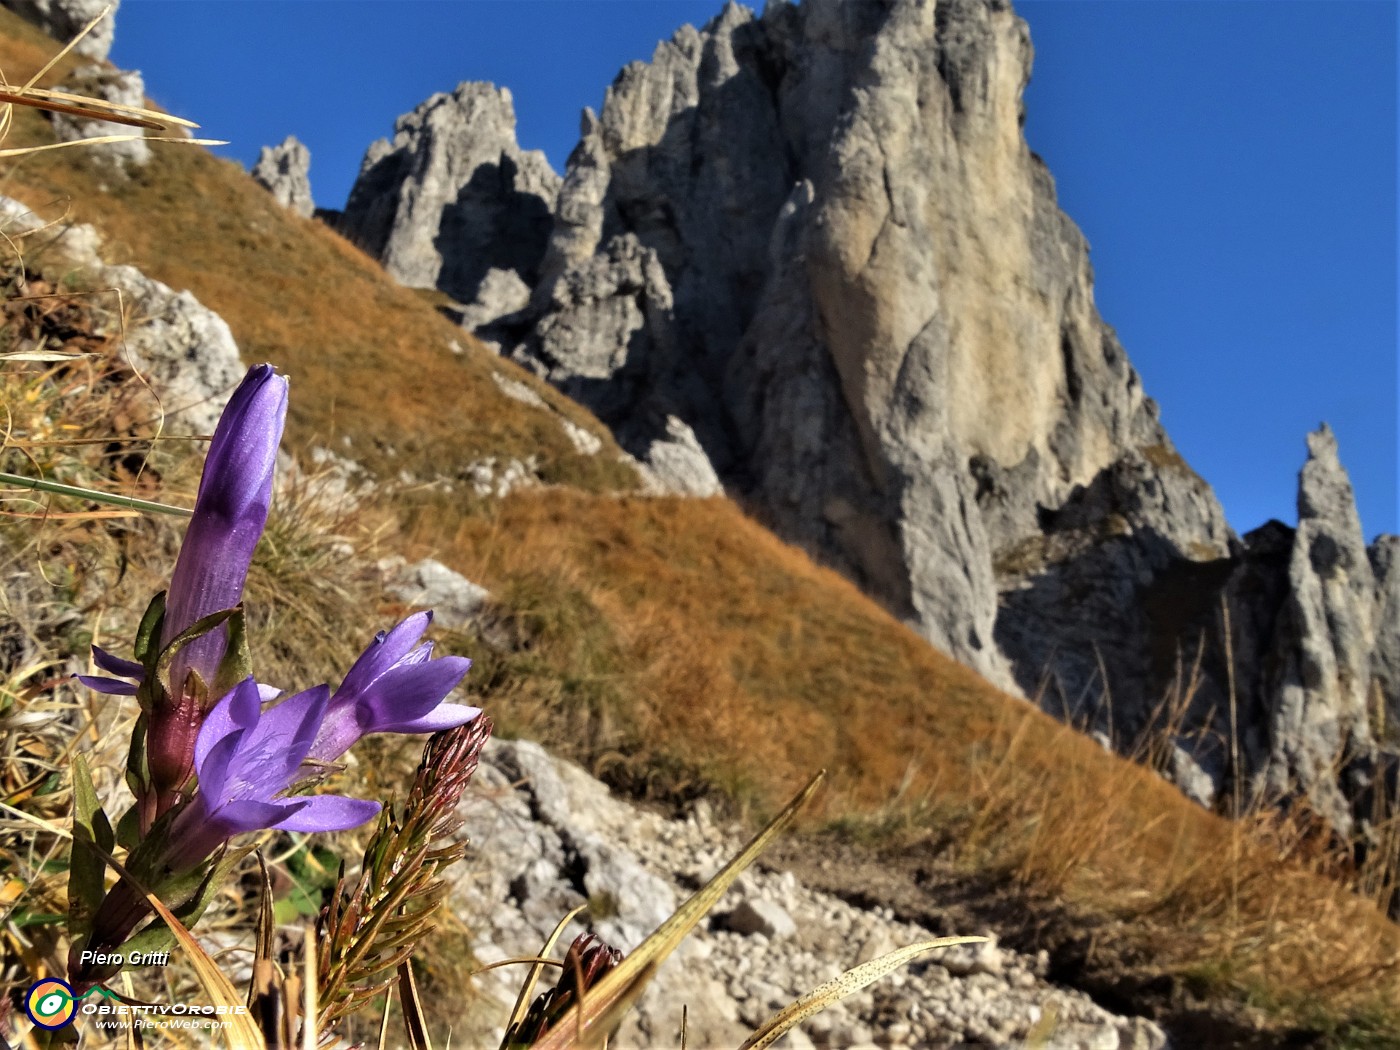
[337,0,1397,833]
[339,81,560,309]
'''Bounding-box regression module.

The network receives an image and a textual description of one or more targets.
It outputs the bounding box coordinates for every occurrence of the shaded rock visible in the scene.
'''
[50,65,149,169]
[458,267,532,349]
[338,82,559,304]
[251,135,314,218]
[1,0,117,59]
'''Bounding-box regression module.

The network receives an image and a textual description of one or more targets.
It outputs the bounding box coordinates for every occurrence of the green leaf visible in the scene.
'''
[68,753,114,941]
[114,803,142,852]
[133,591,166,666]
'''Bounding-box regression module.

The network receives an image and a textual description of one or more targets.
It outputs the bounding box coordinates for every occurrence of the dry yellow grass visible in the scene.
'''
[420,490,1400,1035]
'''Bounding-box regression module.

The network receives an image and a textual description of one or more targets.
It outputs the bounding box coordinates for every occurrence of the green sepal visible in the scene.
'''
[153,605,239,703]
[67,753,115,943]
[133,590,167,667]
[114,841,259,960]
[211,605,252,702]
[125,709,150,802]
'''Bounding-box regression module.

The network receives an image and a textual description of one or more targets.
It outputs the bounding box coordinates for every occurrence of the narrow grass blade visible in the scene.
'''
[0,84,198,128]
[0,135,228,158]
[397,959,431,1050]
[738,936,988,1050]
[530,770,826,1050]
[0,350,97,361]
[0,470,191,517]
[0,88,166,129]
[501,903,587,1047]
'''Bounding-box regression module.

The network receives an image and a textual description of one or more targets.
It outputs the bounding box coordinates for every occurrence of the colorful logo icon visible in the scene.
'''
[25,978,76,1029]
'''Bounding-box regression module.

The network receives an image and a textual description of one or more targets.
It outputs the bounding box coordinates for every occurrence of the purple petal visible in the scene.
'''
[195,724,244,803]
[308,656,471,763]
[358,657,472,722]
[257,684,283,703]
[270,795,381,833]
[77,675,138,695]
[195,678,262,780]
[210,798,295,837]
[378,704,481,735]
[244,685,329,776]
[162,366,288,689]
[91,645,143,679]
[334,612,432,701]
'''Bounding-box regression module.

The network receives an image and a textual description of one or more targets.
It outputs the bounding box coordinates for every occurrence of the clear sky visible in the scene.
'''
[106,1,1397,540]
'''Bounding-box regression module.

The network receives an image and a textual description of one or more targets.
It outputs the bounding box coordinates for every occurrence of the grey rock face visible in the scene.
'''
[50,65,149,169]
[1371,536,1400,740]
[251,135,314,218]
[498,0,1228,694]
[338,82,560,306]
[1,0,118,59]
[380,557,490,631]
[1245,426,1385,833]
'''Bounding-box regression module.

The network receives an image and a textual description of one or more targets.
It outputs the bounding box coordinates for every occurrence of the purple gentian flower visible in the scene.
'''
[80,365,287,808]
[307,611,478,763]
[162,363,287,699]
[167,678,380,867]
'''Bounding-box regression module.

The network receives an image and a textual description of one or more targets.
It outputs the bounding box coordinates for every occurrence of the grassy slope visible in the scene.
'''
[1,12,1396,1041]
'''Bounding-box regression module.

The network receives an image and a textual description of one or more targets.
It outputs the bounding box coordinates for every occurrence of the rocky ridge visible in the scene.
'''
[453,737,1171,1049]
[336,0,1398,836]
[339,82,560,311]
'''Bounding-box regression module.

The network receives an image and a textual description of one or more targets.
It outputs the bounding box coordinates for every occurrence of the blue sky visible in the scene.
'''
[107,1,1397,539]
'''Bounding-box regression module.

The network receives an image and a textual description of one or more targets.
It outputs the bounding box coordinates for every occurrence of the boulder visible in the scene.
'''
[251,135,314,218]
[379,557,490,631]
[0,198,244,435]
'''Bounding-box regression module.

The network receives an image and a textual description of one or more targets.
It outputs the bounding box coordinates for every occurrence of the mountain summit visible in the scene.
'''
[337,0,1397,836]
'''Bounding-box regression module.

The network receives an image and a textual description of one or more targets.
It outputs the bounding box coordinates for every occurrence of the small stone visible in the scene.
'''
[722,899,797,940]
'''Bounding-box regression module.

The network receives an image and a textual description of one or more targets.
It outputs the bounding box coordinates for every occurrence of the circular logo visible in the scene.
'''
[25,978,76,1029]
